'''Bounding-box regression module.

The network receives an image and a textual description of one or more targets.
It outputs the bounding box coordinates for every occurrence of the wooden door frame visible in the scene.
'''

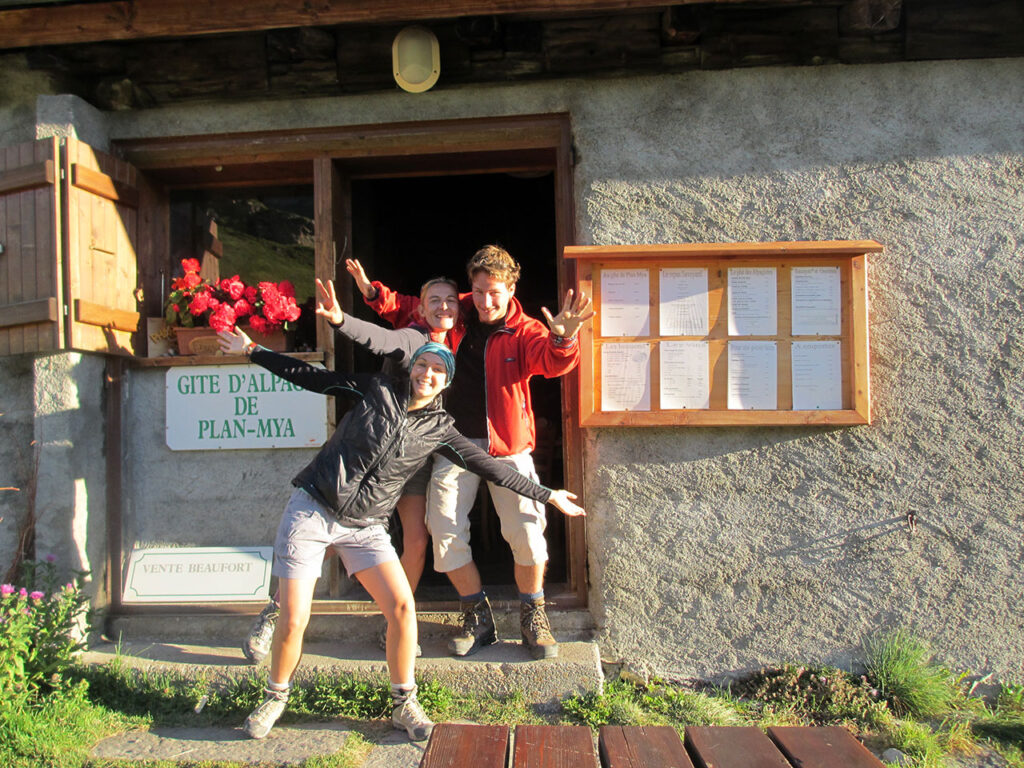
[116,112,587,613]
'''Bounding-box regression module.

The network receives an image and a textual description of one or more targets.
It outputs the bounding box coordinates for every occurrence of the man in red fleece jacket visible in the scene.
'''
[349,244,593,660]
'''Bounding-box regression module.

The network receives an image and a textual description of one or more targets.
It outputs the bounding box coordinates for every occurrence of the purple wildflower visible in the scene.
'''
[29,590,44,600]
[45,553,58,563]
[1,584,14,596]
[19,587,28,597]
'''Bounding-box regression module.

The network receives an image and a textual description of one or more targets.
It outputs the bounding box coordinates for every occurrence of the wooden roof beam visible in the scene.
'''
[0,0,744,49]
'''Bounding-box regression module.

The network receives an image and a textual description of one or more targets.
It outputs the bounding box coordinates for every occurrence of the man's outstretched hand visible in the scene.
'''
[541,289,595,340]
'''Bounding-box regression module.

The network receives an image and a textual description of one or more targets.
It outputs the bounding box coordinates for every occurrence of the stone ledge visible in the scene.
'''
[105,607,597,645]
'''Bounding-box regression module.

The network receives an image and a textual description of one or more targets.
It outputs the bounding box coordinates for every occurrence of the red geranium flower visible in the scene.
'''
[209,303,237,332]
[188,290,212,316]
[233,298,253,318]
[248,315,271,334]
[220,274,246,301]
[163,258,302,335]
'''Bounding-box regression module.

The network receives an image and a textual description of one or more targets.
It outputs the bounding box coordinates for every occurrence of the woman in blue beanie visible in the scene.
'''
[218,329,583,742]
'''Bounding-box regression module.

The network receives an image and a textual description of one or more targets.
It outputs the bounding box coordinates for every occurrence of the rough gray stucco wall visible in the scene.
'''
[0,356,36,577]
[571,61,1024,681]
[0,354,108,605]
[35,94,110,150]
[98,58,1023,680]
[32,354,109,602]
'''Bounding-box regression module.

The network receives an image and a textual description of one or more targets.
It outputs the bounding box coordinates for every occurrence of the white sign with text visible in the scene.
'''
[166,364,327,450]
[123,546,273,603]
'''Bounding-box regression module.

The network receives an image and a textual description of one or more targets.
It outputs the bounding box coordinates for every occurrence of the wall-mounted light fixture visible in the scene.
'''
[392,26,440,93]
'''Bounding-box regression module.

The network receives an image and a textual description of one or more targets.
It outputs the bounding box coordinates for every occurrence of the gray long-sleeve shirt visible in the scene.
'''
[330,312,430,372]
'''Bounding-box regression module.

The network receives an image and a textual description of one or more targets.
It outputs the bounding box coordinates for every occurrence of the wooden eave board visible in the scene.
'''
[0,0,707,48]
[113,113,569,170]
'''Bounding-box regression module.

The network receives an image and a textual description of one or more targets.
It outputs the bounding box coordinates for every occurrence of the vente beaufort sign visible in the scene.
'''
[166,364,328,450]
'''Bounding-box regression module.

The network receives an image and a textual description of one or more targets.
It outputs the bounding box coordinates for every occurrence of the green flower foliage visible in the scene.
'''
[0,557,91,703]
[731,664,891,727]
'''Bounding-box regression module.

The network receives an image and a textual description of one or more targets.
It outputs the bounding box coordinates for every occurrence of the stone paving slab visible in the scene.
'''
[91,722,358,765]
[360,726,430,768]
[90,718,460,767]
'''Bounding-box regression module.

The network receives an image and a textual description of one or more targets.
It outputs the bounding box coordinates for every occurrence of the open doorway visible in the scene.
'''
[348,171,566,600]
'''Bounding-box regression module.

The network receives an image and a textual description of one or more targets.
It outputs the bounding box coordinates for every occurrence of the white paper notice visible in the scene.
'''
[792,266,841,336]
[659,268,709,336]
[727,341,777,409]
[791,341,843,410]
[660,341,710,409]
[601,343,651,411]
[727,268,777,336]
[600,269,650,337]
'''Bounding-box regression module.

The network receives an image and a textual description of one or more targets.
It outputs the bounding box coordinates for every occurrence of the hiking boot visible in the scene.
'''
[447,597,497,657]
[378,620,422,657]
[242,599,278,664]
[521,597,558,660]
[391,685,434,741]
[243,687,289,739]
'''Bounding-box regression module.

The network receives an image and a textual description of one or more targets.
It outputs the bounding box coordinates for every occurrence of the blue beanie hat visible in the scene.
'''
[410,342,456,387]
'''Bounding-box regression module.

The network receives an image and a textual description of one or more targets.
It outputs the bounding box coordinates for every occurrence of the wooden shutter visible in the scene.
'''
[63,137,142,356]
[0,138,63,355]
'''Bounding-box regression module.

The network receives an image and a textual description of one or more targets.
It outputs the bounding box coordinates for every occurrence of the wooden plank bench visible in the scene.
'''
[513,724,599,768]
[599,725,694,768]
[686,726,793,768]
[768,726,886,768]
[418,723,509,768]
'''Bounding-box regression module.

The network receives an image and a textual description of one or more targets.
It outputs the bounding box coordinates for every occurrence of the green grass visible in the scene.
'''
[8,632,1024,768]
[562,679,743,730]
[863,630,960,719]
[0,680,146,768]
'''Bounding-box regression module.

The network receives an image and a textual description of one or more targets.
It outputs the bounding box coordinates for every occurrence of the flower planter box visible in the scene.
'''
[174,326,288,355]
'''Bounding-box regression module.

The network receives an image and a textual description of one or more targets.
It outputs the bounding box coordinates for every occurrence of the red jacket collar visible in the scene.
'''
[457,292,527,332]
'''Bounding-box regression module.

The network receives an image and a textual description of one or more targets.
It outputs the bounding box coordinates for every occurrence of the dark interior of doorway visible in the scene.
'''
[347,171,566,600]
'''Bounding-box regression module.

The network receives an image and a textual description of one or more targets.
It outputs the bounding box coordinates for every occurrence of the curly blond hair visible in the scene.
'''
[466,244,521,286]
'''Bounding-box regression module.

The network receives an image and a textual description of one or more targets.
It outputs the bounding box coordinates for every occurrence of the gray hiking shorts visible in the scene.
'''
[272,488,398,580]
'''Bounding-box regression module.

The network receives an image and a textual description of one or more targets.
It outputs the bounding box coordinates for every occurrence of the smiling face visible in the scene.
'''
[409,351,449,404]
[418,281,459,331]
[470,271,514,325]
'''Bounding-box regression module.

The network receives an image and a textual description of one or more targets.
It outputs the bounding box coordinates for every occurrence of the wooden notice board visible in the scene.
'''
[566,241,882,427]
